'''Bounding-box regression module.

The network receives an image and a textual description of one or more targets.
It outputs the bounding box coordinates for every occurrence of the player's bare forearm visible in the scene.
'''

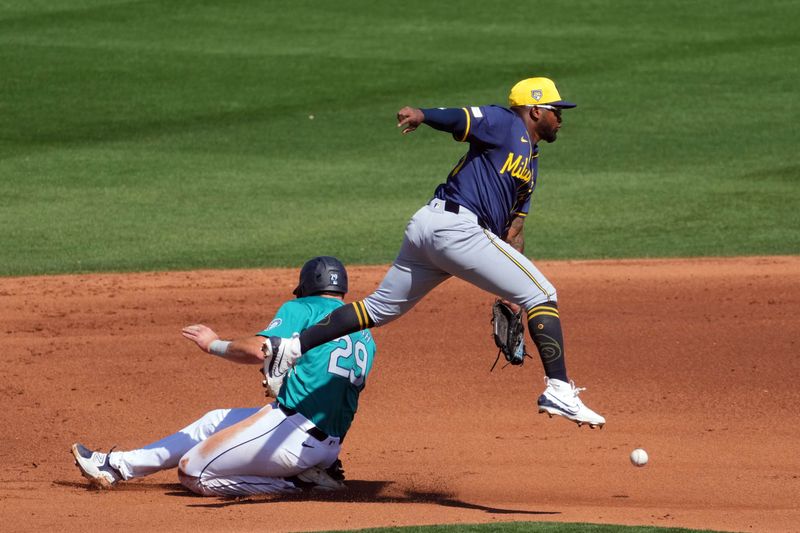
[504,216,526,254]
[181,324,264,364]
[224,336,267,364]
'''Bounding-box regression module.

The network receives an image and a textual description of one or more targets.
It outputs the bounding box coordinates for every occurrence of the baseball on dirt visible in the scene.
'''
[630,448,648,467]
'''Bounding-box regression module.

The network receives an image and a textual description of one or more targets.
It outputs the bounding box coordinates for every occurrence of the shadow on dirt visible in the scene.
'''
[57,478,558,515]
[175,480,559,516]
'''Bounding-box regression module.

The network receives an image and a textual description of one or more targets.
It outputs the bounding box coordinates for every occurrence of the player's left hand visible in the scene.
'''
[181,324,219,352]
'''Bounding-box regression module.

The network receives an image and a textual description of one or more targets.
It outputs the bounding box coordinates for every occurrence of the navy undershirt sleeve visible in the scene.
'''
[421,107,467,135]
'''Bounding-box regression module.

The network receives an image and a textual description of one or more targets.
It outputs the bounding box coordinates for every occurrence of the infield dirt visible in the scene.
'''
[1,257,798,532]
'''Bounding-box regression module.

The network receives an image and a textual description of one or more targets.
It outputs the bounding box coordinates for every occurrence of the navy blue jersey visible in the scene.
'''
[430,105,538,236]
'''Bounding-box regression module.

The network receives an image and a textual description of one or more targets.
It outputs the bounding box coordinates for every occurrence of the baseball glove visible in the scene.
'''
[491,299,530,370]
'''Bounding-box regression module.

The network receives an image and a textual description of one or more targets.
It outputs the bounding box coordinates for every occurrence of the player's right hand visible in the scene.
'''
[397,106,424,134]
[181,324,219,352]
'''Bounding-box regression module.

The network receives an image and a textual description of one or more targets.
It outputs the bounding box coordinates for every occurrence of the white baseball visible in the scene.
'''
[630,448,648,467]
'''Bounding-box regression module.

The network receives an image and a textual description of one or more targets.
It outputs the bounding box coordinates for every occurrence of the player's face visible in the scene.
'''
[537,107,562,143]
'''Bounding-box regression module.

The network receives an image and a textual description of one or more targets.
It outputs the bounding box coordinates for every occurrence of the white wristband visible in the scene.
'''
[208,340,231,357]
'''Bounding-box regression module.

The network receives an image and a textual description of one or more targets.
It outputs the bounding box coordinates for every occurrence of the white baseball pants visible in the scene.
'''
[108,403,340,497]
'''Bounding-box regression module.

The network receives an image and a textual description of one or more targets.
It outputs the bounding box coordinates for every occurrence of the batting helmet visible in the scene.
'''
[293,256,349,297]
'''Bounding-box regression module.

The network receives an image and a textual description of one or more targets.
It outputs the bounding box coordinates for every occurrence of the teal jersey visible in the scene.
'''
[257,296,376,438]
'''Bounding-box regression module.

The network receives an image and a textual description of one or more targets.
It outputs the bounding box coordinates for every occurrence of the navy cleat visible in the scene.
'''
[71,443,123,489]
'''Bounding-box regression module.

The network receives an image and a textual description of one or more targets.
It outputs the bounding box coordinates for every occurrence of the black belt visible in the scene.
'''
[443,199,461,214]
[277,403,329,441]
[443,200,488,229]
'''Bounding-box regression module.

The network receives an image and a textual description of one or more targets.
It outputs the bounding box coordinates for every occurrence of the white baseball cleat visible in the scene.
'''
[71,443,123,489]
[537,377,606,428]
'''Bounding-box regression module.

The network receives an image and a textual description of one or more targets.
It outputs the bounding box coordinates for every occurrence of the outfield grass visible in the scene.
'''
[1,0,798,275]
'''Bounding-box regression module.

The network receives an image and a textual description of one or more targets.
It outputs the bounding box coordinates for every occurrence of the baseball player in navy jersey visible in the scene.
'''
[71,257,377,496]
[266,77,605,428]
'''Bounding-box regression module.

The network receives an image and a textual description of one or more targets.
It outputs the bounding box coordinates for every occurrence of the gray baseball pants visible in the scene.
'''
[363,199,557,326]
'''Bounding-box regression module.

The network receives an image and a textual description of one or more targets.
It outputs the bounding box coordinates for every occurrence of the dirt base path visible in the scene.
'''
[2,257,798,532]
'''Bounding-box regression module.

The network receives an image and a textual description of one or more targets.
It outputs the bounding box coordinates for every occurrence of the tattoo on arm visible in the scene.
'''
[505,216,525,253]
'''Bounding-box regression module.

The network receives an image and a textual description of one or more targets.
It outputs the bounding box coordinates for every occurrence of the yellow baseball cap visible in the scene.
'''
[508,77,576,108]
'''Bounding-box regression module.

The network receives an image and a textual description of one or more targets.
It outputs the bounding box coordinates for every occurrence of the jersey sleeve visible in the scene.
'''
[256,301,307,338]
[421,107,468,139]
[513,190,533,217]
[460,105,511,147]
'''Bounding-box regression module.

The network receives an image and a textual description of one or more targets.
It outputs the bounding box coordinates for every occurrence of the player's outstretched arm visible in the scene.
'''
[399,106,469,139]
[181,324,265,364]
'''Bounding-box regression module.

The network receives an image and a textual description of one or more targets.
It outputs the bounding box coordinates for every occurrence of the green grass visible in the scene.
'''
[1,0,798,275]
[322,522,721,533]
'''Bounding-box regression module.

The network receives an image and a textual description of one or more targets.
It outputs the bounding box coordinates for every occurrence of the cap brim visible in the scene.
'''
[549,100,577,109]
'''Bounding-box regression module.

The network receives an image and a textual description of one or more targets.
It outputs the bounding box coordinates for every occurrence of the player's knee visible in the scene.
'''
[362,296,396,327]
[546,288,558,304]
[363,294,414,326]
[177,468,209,496]
[178,450,202,478]
[521,288,557,312]
[178,453,216,497]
